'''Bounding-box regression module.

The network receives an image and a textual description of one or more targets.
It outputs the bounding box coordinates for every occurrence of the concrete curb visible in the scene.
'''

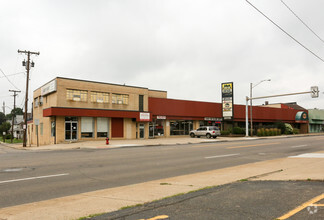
[1,133,323,151]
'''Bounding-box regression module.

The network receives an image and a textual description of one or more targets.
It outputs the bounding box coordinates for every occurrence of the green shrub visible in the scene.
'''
[221,130,230,136]
[233,127,244,135]
[269,128,274,136]
[293,128,300,134]
[275,122,285,134]
[284,123,293,134]
[264,129,270,136]
[257,129,262,136]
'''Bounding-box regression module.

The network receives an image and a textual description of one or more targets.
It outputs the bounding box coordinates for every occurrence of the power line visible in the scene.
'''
[281,0,324,45]
[0,68,21,90]
[0,72,25,78]
[245,0,324,63]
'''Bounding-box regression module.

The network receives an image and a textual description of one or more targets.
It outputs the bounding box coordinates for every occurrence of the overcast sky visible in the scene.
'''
[1,0,323,114]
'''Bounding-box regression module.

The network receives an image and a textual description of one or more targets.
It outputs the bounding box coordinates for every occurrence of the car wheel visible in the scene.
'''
[206,133,211,139]
[213,136,217,139]
[190,133,195,138]
[197,136,200,138]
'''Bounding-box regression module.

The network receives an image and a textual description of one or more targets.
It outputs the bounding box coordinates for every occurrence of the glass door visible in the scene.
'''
[71,122,78,140]
[65,118,78,141]
[139,123,145,139]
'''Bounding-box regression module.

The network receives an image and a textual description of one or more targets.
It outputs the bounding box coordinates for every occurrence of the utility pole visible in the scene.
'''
[2,101,5,114]
[9,90,21,143]
[18,50,40,147]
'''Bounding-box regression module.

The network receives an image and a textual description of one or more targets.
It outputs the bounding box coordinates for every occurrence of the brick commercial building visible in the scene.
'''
[27,77,309,146]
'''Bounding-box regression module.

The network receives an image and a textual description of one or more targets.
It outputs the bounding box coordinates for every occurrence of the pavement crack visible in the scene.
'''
[245,169,284,180]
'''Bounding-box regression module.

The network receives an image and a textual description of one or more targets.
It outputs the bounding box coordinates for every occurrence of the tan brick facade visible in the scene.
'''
[27,77,167,146]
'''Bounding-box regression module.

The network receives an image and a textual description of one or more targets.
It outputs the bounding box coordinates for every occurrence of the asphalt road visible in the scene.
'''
[0,135,323,208]
[95,180,324,220]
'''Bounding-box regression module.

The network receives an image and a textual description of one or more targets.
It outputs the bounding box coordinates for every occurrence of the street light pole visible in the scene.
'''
[249,79,271,137]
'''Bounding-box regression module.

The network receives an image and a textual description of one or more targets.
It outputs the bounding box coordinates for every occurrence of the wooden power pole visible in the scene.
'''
[18,50,40,147]
[9,90,21,143]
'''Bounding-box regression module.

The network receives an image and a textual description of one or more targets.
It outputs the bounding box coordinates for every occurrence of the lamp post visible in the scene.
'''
[250,79,271,136]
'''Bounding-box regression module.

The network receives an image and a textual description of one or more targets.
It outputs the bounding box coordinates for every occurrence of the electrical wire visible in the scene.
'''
[0,68,21,90]
[281,0,324,45]
[0,72,25,78]
[245,0,324,63]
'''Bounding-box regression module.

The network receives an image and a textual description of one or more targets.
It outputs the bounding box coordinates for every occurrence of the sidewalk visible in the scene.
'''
[0,150,323,220]
[1,133,322,151]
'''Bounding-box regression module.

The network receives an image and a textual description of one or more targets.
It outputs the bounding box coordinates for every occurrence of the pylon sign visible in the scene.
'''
[222,82,234,120]
[311,86,319,98]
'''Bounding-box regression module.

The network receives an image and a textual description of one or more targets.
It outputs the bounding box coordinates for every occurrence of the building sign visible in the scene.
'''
[41,79,57,96]
[157,116,167,120]
[295,111,309,123]
[139,112,150,121]
[204,117,222,121]
[221,82,234,120]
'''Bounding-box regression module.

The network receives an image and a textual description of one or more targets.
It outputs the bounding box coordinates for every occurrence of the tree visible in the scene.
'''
[0,112,6,125]
[6,107,23,120]
[0,122,11,134]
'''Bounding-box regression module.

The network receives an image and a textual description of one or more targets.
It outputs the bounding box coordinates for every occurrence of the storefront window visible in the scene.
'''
[200,121,221,128]
[97,117,109,137]
[149,120,165,137]
[81,117,94,138]
[170,120,193,135]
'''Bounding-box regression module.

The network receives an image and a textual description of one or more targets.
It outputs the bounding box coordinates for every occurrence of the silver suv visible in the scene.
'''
[189,126,220,138]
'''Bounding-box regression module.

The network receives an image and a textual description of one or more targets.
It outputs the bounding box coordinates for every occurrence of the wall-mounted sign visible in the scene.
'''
[140,112,150,121]
[222,82,234,120]
[41,79,57,96]
[157,116,166,120]
[204,117,223,121]
[295,111,308,123]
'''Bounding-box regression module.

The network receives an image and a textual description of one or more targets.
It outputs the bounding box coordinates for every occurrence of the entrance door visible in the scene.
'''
[139,123,145,139]
[65,121,78,140]
[149,122,154,138]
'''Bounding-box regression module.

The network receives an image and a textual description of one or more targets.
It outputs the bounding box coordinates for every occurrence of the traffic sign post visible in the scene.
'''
[311,86,319,98]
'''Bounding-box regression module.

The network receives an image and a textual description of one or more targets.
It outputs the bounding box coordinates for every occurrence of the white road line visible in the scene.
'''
[289,153,324,158]
[0,173,69,184]
[291,145,308,148]
[205,153,240,159]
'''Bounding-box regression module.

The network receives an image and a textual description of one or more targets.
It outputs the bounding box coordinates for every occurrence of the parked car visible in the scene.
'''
[189,126,220,138]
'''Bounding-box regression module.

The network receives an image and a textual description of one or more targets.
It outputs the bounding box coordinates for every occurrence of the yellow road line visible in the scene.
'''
[314,204,324,207]
[277,193,324,219]
[138,215,169,220]
[226,142,280,149]
[194,143,237,148]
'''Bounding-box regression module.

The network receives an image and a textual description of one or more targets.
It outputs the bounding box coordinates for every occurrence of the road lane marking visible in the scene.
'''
[205,153,240,159]
[291,145,308,148]
[226,142,280,149]
[277,193,324,219]
[138,215,169,220]
[289,153,324,158]
[194,143,238,148]
[0,173,69,184]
